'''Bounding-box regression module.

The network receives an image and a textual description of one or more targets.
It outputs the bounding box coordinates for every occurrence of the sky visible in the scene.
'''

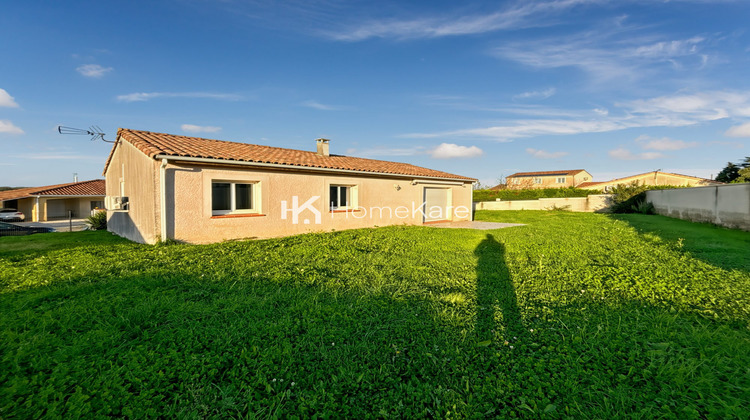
[2,0,750,187]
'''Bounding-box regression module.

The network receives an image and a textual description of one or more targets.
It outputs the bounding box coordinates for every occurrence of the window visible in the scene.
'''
[212,181,256,215]
[329,185,350,210]
[511,179,520,185]
[90,201,104,210]
[533,178,542,184]
[557,177,566,183]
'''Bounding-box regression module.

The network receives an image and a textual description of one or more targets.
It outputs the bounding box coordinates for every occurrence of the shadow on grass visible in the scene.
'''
[609,214,750,273]
[474,234,524,341]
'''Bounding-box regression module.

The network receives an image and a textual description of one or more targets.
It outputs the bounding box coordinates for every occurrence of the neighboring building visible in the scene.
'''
[102,129,476,244]
[500,169,593,190]
[577,171,721,192]
[0,180,105,221]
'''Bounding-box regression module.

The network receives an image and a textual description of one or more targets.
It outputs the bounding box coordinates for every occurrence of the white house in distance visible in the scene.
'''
[102,128,476,244]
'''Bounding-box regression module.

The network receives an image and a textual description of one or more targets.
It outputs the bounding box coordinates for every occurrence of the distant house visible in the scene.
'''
[577,171,721,192]
[102,129,476,244]
[0,180,105,221]
[498,169,593,190]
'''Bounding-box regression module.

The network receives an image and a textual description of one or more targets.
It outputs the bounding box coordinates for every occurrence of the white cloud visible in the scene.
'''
[514,88,556,100]
[635,135,697,151]
[401,90,750,142]
[608,148,663,160]
[526,148,568,159]
[301,100,339,111]
[76,64,113,78]
[493,24,709,82]
[0,89,19,108]
[725,122,750,138]
[181,124,222,134]
[325,0,596,41]
[429,143,483,159]
[0,120,24,135]
[117,92,243,102]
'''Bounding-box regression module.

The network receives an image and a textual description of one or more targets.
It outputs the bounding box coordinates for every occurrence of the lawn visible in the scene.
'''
[1,211,749,417]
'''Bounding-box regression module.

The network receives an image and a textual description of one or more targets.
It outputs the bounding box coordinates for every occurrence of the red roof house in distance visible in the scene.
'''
[499,170,593,189]
[0,179,105,221]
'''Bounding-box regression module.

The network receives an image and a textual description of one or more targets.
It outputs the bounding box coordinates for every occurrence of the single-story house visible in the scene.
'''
[577,171,721,192]
[0,180,105,221]
[102,128,476,244]
[498,169,593,190]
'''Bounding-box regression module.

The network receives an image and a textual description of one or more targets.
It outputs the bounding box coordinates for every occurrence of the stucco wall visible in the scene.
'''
[161,162,473,244]
[474,194,613,212]
[105,141,159,243]
[646,184,750,231]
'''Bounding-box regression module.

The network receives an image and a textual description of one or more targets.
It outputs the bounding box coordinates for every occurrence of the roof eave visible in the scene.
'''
[154,154,477,183]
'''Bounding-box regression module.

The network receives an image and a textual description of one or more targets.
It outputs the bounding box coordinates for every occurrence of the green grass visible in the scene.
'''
[1,211,749,417]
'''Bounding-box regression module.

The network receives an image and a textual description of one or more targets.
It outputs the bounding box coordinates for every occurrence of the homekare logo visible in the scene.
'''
[281,196,471,225]
[280,196,322,225]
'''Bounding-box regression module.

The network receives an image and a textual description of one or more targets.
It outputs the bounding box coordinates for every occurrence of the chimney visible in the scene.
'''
[316,138,330,156]
[73,172,79,183]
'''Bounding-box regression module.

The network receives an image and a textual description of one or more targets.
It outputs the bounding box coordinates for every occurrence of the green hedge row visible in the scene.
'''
[473,187,600,202]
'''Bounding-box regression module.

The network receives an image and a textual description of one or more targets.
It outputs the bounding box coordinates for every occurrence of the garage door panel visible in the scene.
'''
[424,188,449,222]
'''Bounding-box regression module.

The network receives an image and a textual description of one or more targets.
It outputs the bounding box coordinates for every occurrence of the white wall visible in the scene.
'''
[646,184,750,231]
[474,195,613,212]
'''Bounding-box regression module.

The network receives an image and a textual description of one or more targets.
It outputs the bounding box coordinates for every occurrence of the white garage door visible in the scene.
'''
[46,199,67,219]
[423,187,449,222]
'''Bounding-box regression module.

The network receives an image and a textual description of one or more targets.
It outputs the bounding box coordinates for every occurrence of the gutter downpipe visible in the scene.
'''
[160,158,168,242]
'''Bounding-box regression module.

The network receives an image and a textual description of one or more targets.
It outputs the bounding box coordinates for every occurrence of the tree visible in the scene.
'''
[735,167,750,183]
[716,162,740,183]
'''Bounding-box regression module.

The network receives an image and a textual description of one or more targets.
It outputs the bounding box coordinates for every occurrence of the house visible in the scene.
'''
[102,129,476,244]
[0,180,105,221]
[577,171,721,192]
[500,169,593,189]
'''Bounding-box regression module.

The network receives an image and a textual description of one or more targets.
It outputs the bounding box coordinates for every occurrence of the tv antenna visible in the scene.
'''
[57,125,115,143]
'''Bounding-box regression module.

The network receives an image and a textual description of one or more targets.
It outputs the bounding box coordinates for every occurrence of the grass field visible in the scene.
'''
[1,211,749,417]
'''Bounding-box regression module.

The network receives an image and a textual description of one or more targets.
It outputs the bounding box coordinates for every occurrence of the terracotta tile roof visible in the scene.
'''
[575,181,603,189]
[0,180,105,202]
[104,128,476,181]
[507,169,588,178]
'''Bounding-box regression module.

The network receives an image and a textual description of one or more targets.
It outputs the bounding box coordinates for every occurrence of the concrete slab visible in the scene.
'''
[426,221,525,230]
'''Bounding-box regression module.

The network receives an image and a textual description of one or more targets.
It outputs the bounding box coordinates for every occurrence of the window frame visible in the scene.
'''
[556,177,566,184]
[533,177,543,184]
[329,184,358,212]
[211,181,259,216]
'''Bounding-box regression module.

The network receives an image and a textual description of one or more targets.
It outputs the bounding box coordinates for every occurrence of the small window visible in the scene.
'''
[329,185,351,210]
[90,201,104,210]
[534,178,542,184]
[512,179,520,185]
[212,182,256,215]
[557,177,566,183]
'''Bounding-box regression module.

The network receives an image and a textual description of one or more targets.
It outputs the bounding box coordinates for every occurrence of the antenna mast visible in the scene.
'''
[57,125,115,143]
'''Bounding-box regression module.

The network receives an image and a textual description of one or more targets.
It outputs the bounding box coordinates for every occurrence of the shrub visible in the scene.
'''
[609,182,649,213]
[631,200,655,215]
[473,187,599,202]
[85,210,107,230]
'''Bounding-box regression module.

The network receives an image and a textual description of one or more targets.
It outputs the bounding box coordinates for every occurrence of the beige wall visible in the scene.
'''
[164,162,472,244]
[647,184,750,231]
[474,194,613,213]
[105,140,160,243]
[108,155,473,244]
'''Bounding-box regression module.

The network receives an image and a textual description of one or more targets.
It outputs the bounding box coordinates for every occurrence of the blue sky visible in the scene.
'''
[2,0,750,187]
